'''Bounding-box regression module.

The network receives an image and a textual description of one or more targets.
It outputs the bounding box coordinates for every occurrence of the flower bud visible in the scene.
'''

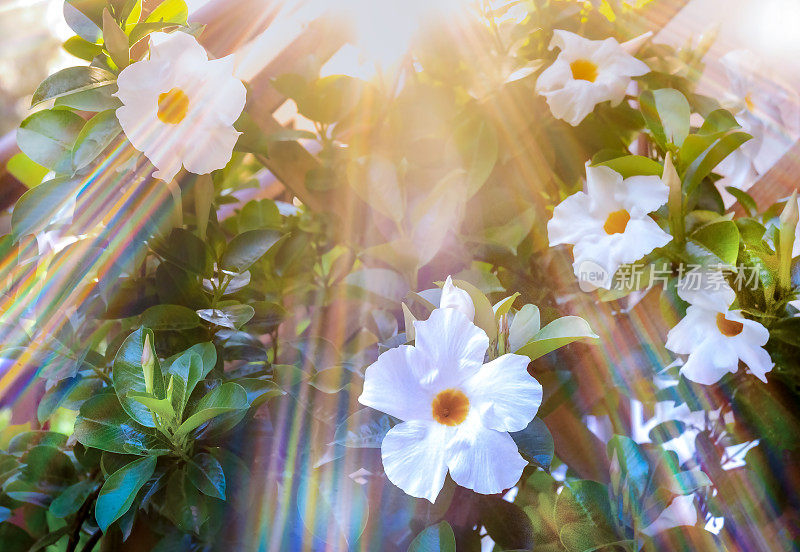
[663,152,684,244]
[779,190,799,290]
[141,334,155,395]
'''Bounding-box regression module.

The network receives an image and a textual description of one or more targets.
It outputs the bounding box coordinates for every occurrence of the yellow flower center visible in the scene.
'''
[570,59,598,82]
[431,389,469,426]
[157,88,190,125]
[603,209,631,235]
[716,313,744,337]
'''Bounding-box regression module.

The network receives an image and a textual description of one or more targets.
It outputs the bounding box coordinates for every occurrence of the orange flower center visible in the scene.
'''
[744,93,755,112]
[716,313,744,337]
[157,88,190,125]
[431,389,469,426]
[603,209,631,235]
[570,59,598,82]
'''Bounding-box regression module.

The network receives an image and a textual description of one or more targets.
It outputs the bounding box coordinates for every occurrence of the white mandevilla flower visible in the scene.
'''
[439,275,475,321]
[115,32,246,182]
[535,30,650,126]
[666,274,773,385]
[358,308,542,502]
[547,164,672,289]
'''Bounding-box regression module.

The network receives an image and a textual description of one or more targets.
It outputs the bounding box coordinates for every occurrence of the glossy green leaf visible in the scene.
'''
[508,304,541,353]
[187,452,226,499]
[146,0,189,25]
[50,479,97,518]
[173,382,248,440]
[95,456,157,531]
[510,417,554,470]
[408,521,456,552]
[596,155,664,178]
[640,88,691,148]
[689,219,740,266]
[5,152,48,189]
[72,109,121,170]
[516,316,598,360]
[17,108,84,171]
[73,393,162,454]
[140,304,201,330]
[197,304,255,329]
[112,327,164,427]
[31,66,116,107]
[11,177,81,241]
[220,229,283,273]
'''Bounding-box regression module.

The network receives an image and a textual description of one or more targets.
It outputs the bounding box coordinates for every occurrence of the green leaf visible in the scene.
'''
[113,327,165,427]
[197,304,255,329]
[5,152,48,189]
[516,316,598,360]
[50,479,96,518]
[450,279,497,340]
[508,304,540,353]
[220,229,283,273]
[128,392,175,425]
[151,228,211,275]
[17,109,84,172]
[554,479,616,531]
[689,219,740,266]
[95,456,157,531]
[55,84,121,111]
[510,417,554,470]
[237,199,281,232]
[173,382,248,440]
[640,89,691,148]
[0,523,35,552]
[73,393,164,454]
[187,452,226,499]
[103,8,130,69]
[140,304,201,330]
[665,469,712,494]
[146,0,189,25]
[648,420,687,444]
[607,435,649,497]
[683,130,752,196]
[408,521,456,552]
[72,109,121,170]
[63,0,104,43]
[453,109,498,196]
[11,177,81,241]
[162,350,205,418]
[31,66,117,107]
[479,496,535,550]
[128,21,177,45]
[725,186,757,216]
[493,293,519,323]
[596,155,664,178]
[63,36,103,60]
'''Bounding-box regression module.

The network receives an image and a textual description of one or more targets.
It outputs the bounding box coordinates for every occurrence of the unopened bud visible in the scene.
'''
[779,190,799,290]
[142,334,155,395]
[664,153,684,244]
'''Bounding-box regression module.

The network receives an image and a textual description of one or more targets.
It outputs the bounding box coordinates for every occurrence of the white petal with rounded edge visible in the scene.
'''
[585,164,625,213]
[676,272,735,311]
[446,414,528,495]
[114,59,171,107]
[358,345,434,422]
[616,217,672,263]
[381,420,452,503]
[181,123,241,175]
[736,341,773,382]
[665,306,715,354]
[680,338,738,385]
[620,175,669,215]
[547,192,604,246]
[149,31,209,67]
[462,354,542,432]
[413,308,489,390]
[440,276,475,322]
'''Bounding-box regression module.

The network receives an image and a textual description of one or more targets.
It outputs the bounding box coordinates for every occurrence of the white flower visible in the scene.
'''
[535,30,650,126]
[439,276,475,321]
[716,50,800,203]
[358,308,542,502]
[666,275,773,385]
[548,164,672,289]
[115,32,246,182]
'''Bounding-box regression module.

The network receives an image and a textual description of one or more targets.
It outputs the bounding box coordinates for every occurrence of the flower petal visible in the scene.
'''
[548,191,604,247]
[181,123,241,175]
[439,276,475,322]
[680,338,738,385]
[462,354,542,432]
[359,345,435,421]
[413,308,489,390]
[149,31,209,67]
[381,420,451,503]
[446,414,528,495]
[619,175,669,215]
